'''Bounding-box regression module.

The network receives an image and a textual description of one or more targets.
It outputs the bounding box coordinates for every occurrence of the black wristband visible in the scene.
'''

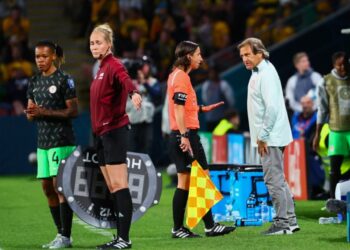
[199,105,203,113]
[180,131,189,138]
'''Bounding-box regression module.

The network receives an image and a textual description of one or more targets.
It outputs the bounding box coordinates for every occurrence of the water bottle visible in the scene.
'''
[254,204,261,220]
[318,217,341,224]
[236,218,262,226]
[225,200,234,221]
[261,202,269,223]
[246,195,256,219]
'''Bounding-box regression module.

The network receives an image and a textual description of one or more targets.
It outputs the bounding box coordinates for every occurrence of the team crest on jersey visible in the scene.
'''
[98,72,104,80]
[67,78,75,89]
[49,85,57,94]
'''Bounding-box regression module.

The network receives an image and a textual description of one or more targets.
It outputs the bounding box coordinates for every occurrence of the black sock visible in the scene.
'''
[172,188,189,230]
[60,202,73,238]
[49,206,62,234]
[202,209,215,229]
[111,197,120,237]
[112,188,132,242]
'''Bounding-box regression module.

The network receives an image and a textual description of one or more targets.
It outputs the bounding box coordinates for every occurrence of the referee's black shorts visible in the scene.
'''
[169,129,208,173]
[94,125,130,166]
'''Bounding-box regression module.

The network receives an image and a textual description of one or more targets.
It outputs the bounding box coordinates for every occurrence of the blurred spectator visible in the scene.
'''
[121,26,147,58]
[196,13,213,55]
[0,62,8,82]
[118,0,142,11]
[4,44,33,115]
[120,7,148,39]
[291,94,325,199]
[291,94,317,139]
[212,109,240,136]
[89,0,118,32]
[6,44,33,78]
[6,62,30,112]
[149,2,169,42]
[0,0,26,18]
[211,14,230,50]
[6,43,33,115]
[136,56,162,107]
[125,57,157,155]
[2,5,29,45]
[271,17,295,43]
[285,52,322,113]
[64,0,91,38]
[316,0,333,19]
[153,30,175,80]
[201,64,235,131]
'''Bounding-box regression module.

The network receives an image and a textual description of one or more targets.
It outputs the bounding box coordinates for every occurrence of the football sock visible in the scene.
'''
[112,188,132,242]
[60,202,73,238]
[49,205,62,234]
[202,209,215,229]
[172,188,188,230]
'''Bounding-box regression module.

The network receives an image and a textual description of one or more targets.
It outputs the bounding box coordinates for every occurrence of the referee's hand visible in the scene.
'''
[180,137,193,156]
[201,101,224,112]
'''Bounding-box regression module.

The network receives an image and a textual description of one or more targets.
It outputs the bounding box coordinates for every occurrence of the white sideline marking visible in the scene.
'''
[73,218,114,237]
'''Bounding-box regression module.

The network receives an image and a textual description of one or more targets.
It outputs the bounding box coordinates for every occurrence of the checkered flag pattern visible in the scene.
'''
[185,160,223,229]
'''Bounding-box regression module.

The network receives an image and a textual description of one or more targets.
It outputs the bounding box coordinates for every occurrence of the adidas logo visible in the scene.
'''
[118,212,124,218]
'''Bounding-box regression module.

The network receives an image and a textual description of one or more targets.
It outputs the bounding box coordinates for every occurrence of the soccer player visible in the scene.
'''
[167,40,236,238]
[89,23,142,249]
[313,51,350,198]
[26,41,78,248]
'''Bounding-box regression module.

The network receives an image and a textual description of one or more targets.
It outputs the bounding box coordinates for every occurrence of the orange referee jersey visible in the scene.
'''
[167,68,199,130]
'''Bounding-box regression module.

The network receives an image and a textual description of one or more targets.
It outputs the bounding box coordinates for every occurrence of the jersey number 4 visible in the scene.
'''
[52,151,60,164]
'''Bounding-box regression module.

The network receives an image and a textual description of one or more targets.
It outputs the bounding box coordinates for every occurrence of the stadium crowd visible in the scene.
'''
[0,0,344,118]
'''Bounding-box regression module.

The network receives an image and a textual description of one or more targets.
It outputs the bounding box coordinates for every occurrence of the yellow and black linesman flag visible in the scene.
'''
[185,160,223,229]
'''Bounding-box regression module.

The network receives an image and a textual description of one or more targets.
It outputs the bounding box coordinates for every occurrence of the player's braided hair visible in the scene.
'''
[35,40,65,67]
[173,40,199,72]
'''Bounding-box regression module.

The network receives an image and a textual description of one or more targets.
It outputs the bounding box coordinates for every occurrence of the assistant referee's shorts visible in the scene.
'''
[94,125,130,166]
[169,129,208,173]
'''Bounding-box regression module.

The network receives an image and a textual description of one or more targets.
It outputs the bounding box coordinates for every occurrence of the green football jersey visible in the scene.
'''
[27,69,76,149]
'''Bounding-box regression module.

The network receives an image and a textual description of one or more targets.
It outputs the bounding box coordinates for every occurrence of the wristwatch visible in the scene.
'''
[180,131,189,138]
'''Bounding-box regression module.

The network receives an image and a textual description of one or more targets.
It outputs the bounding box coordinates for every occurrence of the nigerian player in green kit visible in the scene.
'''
[26,41,78,249]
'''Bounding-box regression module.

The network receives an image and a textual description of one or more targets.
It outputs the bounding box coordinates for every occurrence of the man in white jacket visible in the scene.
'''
[238,37,300,235]
[285,52,322,113]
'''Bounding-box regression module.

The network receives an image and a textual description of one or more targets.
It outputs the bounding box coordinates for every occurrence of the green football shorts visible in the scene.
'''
[37,146,76,178]
[328,130,350,157]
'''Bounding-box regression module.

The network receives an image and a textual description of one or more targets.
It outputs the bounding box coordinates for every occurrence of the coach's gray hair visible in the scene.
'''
[237,37,269,59]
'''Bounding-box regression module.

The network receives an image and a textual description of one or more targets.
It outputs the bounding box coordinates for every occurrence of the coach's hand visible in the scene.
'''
[257,140,268,157]
[200,101,224,112]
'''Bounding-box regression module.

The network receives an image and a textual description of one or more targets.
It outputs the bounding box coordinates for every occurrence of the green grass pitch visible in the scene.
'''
[0,174,349,250]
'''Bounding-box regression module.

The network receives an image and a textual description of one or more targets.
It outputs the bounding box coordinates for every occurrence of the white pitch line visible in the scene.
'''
[73,218,114,238]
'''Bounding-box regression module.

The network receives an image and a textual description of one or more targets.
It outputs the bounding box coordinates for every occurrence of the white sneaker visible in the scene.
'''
[49,235,72,249]
[289,223,300,233]
[42,234,61,249]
